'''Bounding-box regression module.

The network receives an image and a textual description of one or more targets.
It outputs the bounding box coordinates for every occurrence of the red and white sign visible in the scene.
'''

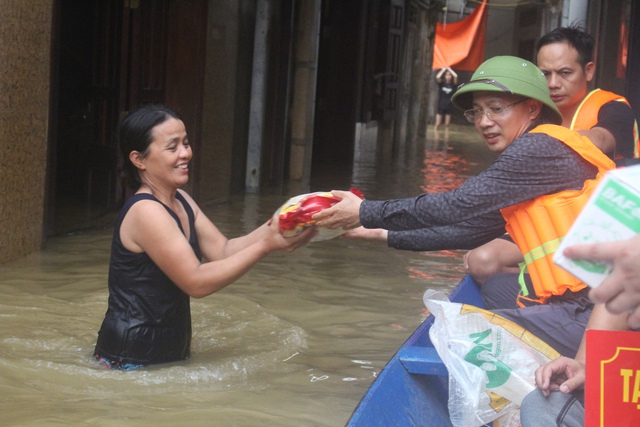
[585,329,640,426]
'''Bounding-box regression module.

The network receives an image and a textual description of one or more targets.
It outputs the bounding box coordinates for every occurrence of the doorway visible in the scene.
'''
[49,0,121,234]
[47,0,206,235]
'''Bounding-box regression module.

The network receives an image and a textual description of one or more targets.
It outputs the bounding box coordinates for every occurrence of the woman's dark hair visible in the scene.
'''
[118,104,181,189]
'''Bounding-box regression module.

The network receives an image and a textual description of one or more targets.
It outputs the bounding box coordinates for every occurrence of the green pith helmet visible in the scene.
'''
[451,55,562,125]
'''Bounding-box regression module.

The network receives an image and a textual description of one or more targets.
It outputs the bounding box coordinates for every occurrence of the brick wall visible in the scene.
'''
[0,0,52,263]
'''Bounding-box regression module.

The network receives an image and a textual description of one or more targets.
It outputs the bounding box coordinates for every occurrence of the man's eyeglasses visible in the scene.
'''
[463,99,527,123]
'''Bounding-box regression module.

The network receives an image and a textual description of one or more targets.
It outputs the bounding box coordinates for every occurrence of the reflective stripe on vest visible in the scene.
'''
[570,89,640,159]
[500,124,616,304]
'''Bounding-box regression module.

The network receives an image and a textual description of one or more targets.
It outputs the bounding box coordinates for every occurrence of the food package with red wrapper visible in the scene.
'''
[275,188,364,241]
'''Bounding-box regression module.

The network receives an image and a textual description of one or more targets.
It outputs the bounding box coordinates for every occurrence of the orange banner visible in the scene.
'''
[432,0,488,71]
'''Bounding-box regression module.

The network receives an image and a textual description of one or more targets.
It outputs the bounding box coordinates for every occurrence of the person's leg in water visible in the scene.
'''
[435,113,443,130]
[464,237,523,285]
[444,113,452,128]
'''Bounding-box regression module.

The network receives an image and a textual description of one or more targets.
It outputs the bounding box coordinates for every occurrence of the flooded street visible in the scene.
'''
[0,126,495,426]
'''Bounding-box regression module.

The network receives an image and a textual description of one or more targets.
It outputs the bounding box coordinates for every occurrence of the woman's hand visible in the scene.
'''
[262,217,317,253]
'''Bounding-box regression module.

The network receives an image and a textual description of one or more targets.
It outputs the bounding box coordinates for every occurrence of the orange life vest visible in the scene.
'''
[500,124,617,305]
[570,89,640,159]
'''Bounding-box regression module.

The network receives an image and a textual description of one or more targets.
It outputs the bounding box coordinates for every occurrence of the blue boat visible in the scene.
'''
[346,274,488,427]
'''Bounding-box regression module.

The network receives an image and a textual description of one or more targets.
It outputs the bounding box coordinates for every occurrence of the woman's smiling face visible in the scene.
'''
[141,118,192,189]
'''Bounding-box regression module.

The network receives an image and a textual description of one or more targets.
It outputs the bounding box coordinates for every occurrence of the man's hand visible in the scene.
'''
[341,226,388,241]
[534,356,585,397]
[563,234,640,328]
[312,190,363,230]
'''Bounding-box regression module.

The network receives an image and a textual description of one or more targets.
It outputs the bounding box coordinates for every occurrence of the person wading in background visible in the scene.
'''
[434,66,459,130]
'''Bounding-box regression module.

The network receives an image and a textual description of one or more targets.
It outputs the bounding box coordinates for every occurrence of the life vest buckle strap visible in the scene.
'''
[517,261,529,297]
[522,237,563,265]
[516,291,547,307]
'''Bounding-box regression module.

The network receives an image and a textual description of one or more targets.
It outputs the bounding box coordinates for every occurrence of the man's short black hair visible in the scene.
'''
[536,24,594,69]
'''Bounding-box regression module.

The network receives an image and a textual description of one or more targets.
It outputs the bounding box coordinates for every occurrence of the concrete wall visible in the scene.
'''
[484,6,516,60]
[198,0,242,204]
[0,0,52,263]
[289,0,321,188]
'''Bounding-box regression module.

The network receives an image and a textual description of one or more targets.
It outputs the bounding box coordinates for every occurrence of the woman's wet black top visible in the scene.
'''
[94,192,202,365]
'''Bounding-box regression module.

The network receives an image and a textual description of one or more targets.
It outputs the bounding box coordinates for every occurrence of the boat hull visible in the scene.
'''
[346,275,486,427]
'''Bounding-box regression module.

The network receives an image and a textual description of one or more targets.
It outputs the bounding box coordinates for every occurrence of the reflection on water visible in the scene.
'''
[0,125,494,426]
[422,137,470,194]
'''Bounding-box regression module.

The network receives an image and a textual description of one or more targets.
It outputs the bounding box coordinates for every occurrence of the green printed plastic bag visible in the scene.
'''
[424,290,560,427]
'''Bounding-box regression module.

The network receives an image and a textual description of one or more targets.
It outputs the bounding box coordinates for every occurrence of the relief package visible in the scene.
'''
[424,290,560,427]
[554,164,640,288]
[275,188,363,242]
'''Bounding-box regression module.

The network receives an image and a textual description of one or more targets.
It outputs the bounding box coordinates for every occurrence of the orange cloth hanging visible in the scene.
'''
[432,0,488,71]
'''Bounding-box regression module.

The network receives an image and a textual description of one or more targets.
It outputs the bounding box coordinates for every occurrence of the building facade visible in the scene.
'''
[1,0,638,263]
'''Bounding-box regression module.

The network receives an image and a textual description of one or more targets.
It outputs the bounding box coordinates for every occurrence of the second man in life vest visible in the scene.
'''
[464,25,639,287]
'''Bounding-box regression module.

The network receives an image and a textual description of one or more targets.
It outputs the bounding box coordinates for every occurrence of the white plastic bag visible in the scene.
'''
[423,290,560,427]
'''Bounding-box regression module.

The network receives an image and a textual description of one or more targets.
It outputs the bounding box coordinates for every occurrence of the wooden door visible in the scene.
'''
[382,0,404,121]
[50,0,207,233]
[51,0,122,233]
[119,0,206,200]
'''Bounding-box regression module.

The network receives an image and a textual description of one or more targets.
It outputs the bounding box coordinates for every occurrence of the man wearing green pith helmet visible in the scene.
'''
[313,55,616,359]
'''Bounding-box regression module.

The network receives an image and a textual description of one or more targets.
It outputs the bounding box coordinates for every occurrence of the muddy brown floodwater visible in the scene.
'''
[0,125,496,426]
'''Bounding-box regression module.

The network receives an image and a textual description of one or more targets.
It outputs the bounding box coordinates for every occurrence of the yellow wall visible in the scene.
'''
[0,0,52,263]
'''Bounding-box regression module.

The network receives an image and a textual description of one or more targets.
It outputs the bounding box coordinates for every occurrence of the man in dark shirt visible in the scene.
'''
[313,56,617,359]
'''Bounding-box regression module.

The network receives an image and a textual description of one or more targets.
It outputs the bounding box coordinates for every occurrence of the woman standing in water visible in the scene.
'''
[434,66,458,130]
[94,105,315,370]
